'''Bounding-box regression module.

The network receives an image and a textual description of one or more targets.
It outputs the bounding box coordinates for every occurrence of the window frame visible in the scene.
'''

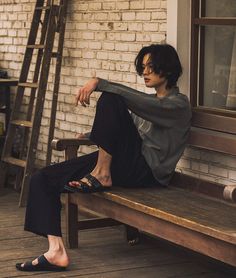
[190,0,236,135]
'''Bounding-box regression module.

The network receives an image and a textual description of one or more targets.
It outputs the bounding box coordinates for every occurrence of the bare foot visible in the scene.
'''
[69,172,112,188]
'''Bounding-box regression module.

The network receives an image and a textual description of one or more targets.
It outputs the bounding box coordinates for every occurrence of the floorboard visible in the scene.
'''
[0,189,235,278]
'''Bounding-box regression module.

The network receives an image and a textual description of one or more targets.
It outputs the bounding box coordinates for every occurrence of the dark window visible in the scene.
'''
[190,0,236,135]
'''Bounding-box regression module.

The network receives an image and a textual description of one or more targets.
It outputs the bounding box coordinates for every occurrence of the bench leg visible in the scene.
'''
[125,225,140,245]
[65,194,78,248]
[0,161,8,189]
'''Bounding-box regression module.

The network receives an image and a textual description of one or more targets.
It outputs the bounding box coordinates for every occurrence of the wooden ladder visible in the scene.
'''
[0,0,68,206]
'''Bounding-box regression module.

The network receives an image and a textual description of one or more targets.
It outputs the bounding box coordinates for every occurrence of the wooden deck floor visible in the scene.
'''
[0,189,235,278]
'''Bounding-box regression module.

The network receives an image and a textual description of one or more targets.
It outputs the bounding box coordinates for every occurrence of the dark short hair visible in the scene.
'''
[135,44,182,89]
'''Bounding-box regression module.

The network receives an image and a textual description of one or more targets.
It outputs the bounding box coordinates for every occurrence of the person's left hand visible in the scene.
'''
[75,78,99,107]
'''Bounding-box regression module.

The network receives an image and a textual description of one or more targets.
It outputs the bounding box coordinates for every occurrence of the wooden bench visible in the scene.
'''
[51,127,236,267]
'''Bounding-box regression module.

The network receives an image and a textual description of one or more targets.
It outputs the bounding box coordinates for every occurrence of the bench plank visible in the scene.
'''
[73,187,236,245]
[69,190,236,267]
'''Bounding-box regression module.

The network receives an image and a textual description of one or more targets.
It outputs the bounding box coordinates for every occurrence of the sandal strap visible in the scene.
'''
[78,180,91,193]
[85,174,103,189]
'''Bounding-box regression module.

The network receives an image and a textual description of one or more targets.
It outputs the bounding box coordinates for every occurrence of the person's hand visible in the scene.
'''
[75,78,99,107]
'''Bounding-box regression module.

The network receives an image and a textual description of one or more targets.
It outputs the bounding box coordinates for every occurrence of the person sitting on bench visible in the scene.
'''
[16,44,191,272]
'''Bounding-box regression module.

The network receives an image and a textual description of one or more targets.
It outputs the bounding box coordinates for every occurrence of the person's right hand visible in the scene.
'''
[75,78,99,107]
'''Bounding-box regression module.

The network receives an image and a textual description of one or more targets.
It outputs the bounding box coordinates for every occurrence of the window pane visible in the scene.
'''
[203,25,236,110]
[205,0,236,17]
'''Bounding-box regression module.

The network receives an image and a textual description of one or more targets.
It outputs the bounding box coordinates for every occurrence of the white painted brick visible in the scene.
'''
[191,161,199,171]
[108,52,121,61]
[106,32,121,41]
[8,13,17,20]
[136,12,151,21]
[78,3,88,11]
[17,29,27,37]
[103,2,116,10]
[145,1,161,9]
[160,1,167,9]
[95,32,106,41]
[102,61,115,71]
[82,51,95,59]
[0,30,7,36]
[114,22,128,31]
[89,41,102,50]
[3,21,11,29]
[122,12,136,21]
[198,174,216,183]
[116,62,130,72]
[11,5,21,12]
[103,42,115,50]
[121,53,136,62]
[143,23,159,32]
[209,166,228,178]
[116,1,129,10]
[76,23,87,30]
[152,11,167,20]
[108,72,123,82]
[97,51,109,60]
[17,13,27,21]
[115,43,129,51]
[89,2,102,11]
[94,13,108,21]
[82,32,94,40]
[123,73,136,83]
[181,170,200,179]
[228,170,236,180]
[130,1,145,10]
[136,33,151,41]
[128,44,143,52]
[128,23,143,32]
[151,33,166,43]
[108,12,122,21]
[176,158,191,169]
[159,22,167,32]
[88,60,102,69]
[120,33,136,41]
[199,163,209,173]
[8,30,17,37]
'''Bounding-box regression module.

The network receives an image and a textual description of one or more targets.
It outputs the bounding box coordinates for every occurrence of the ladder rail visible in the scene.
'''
[1,0,68,207]
[19,5,60,206]
[1,0,49,159]
[18,0,52,163]
[46,0,68,165]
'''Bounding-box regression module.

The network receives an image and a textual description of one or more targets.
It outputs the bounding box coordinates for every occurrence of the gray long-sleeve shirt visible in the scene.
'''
[96,78,192,185]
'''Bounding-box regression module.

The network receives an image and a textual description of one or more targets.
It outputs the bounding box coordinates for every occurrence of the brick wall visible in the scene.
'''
[0,0,167,165]
[1,0,236,185]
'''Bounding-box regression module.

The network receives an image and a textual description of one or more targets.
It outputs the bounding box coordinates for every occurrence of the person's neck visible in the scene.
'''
[155,84,169,98]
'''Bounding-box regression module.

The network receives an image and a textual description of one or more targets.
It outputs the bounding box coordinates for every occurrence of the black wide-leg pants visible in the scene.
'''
[24,93,158,237]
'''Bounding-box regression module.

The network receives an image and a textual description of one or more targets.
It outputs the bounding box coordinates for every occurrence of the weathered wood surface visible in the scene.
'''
[0,189,234,278]
[77,186,236,244]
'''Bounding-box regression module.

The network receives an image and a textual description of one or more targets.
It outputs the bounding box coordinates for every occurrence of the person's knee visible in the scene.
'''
[97,92,122,108]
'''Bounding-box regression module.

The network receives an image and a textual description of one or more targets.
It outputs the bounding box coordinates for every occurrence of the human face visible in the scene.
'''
[142,54,167,89]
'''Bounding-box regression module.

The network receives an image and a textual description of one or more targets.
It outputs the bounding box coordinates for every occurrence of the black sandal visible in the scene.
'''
[64,174,111,193]
[16,255,67,272]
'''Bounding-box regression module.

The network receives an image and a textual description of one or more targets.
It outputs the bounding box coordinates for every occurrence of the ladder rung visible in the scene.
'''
[3,156,26,168]
[18,82,38,88]
[35,6,51,10]
[11,120,33,128]
[27,44,44,49]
